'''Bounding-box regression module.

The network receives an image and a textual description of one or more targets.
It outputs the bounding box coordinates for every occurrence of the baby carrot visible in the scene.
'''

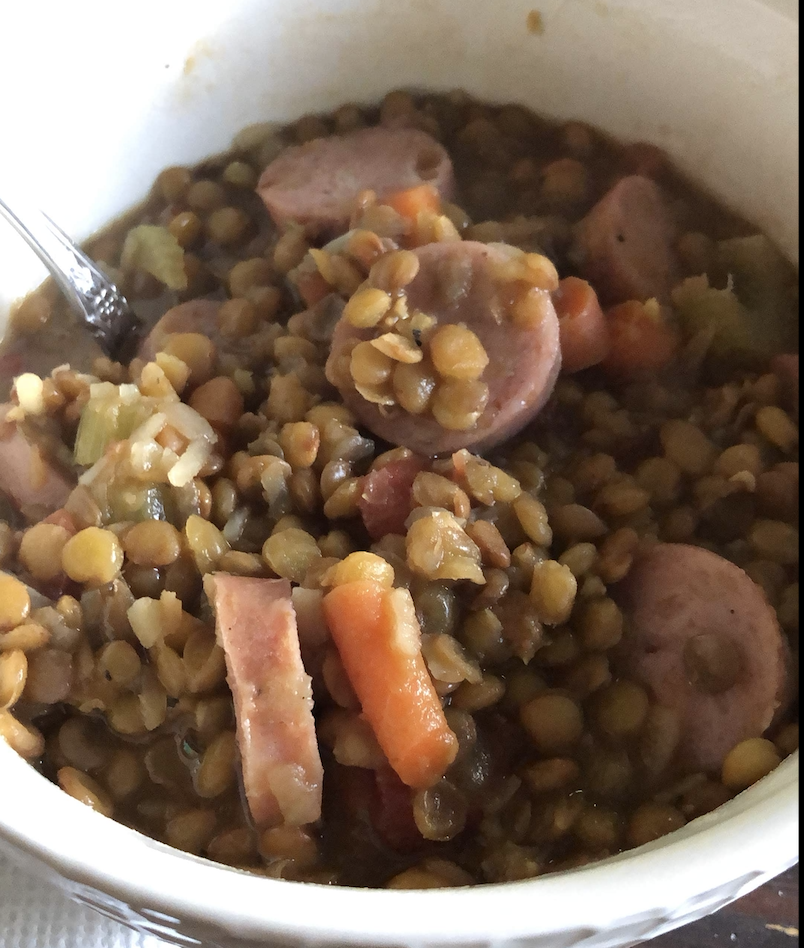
[322,579,458,788]
[553,276,610,373]
[383,184,441,222]
[604,299,679,377]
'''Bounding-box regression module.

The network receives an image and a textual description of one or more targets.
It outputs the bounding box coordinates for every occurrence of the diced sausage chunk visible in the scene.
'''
[210,574,323,827]
[615,543,791,773]
[359,455,426,539]
[138,299,222,361]
[325,241,562,456]
[0,406,73,516]
[257,127,455,236]
[573,175,680,305]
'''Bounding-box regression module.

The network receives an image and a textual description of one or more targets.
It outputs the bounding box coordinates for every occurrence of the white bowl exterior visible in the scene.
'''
[0,0,799,945]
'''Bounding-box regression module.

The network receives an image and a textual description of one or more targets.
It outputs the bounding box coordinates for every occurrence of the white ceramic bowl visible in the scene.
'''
[0,1,798,945]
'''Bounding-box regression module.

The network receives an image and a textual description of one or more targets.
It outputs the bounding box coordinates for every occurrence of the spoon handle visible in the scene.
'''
[0,195,139,358]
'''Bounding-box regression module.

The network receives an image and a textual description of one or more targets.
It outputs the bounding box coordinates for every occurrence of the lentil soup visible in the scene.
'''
[0,90,798,889]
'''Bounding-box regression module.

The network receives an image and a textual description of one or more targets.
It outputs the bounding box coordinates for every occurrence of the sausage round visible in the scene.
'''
[615,542,791,773]
[257,127,455,237]
[573,175,680,305]
[0,405,73,516]
[138,299,222,362]
[325,240,562,457]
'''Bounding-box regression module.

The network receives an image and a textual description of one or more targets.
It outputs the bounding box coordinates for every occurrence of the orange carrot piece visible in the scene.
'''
[383,184,441,222]
[553,276,610,373]
[322,580,458,788]
[604,299,679,377]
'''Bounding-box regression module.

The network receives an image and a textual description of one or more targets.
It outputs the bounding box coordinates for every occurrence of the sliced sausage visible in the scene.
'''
[573,175,680,305]
[615,543,791,773]
[257,127,455,237]
[210,574,324,828]
[0,407,73,516]
[325,241,562,456]
[772,353,799,421]
[137,299,221,362]
[358,455,426,540]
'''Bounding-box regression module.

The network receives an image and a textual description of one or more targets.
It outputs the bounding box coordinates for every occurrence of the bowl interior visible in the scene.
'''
[0,0,798,944]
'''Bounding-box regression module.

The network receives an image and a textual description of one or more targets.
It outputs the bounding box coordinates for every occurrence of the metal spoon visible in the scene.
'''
[0,195,140,360]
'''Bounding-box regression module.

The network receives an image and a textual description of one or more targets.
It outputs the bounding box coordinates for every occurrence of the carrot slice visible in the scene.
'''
[322,580,458,788]
[553,276,610,373]
[383,184,441,222]
[604,299,679,377]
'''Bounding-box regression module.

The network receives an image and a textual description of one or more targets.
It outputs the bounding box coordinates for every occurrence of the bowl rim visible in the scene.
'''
[0,742,798,944]
[0,0,799,940]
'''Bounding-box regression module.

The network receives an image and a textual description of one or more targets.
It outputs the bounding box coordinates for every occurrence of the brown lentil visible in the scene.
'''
[0,650,27,710]
[626,803,686,848]
[520,692,583,754]
[592,680,650,740]
[57,766,114,817]
[529,560,577,625]
[19,523,71,582]
[0,710,44,758]
[721,738,782,791]
[429,324,489,381]
[122,520,182,567]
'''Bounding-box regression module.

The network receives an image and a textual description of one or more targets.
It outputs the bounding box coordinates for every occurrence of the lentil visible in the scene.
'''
[57,767,114,817]
[721,738,782,791]
[19,523,71,582]
[61,528,123,586]
[520,692,583,754]
[122,521,182,567]
[0,650,27,710]
[429,324,489,380]
[0,574,31,631]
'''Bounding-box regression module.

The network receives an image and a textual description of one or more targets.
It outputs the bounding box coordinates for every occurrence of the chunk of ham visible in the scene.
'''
[358,455,426,540]
[573,175,680,305]
[257,127,455,237]
[615,543,792,773]
[210,574,323,827]
[0,405,73,516]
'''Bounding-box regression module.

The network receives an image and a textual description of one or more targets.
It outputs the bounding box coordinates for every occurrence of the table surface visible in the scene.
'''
[652,865,799,947]
[0,857,797,947]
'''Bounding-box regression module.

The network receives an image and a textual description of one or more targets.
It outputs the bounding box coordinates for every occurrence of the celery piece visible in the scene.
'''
[717,235,795,311]
[120,225,188,291]
[672,275,793,360]
[116,399,154,442]
[74,393,153,466]
[74,398,122,466]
